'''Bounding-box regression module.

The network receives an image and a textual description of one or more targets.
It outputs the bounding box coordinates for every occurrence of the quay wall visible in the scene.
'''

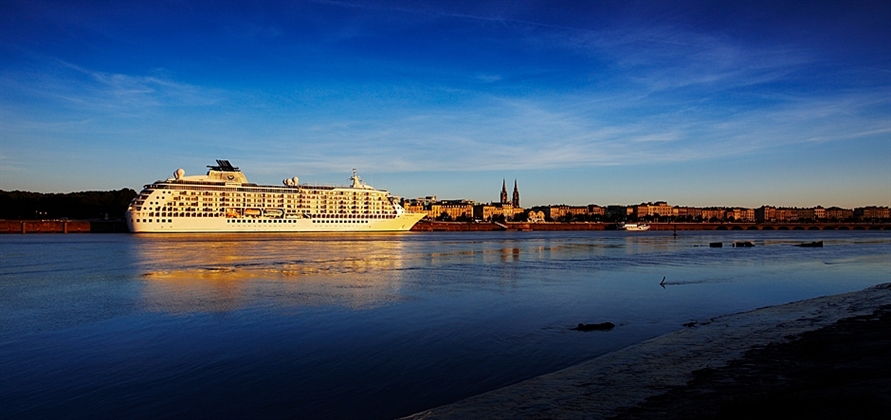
[411,221,891,232]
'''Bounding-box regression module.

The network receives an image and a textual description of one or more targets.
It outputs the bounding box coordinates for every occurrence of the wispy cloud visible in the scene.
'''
[234,85,889,176]
[4,51,886,179]
[2,57,225,115]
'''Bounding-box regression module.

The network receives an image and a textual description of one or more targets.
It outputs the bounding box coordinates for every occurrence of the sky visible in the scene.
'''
[1,0,889,208]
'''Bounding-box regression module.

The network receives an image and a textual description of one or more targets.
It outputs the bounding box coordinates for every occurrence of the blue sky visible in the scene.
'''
[1,0,889,208]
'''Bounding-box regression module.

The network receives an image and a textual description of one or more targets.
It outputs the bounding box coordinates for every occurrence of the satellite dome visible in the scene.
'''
[292,176,299,185]
[174,168,185,179]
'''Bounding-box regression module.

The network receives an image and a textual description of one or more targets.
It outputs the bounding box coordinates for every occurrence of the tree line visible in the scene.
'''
[0,189,137,220]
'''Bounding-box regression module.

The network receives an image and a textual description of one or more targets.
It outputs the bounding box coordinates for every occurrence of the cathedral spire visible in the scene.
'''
[500,179,509,204]
[512,179,520,207]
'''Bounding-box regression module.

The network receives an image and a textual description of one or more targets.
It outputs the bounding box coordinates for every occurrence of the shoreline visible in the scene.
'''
[1,219,889,234]
[404,283,891,419]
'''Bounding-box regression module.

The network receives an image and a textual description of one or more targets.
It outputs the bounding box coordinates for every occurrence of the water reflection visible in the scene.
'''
[130,234,410,313]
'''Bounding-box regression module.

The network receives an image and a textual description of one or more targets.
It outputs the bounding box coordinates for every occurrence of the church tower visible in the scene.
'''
[512,179,520,207]
[500,179,509,204]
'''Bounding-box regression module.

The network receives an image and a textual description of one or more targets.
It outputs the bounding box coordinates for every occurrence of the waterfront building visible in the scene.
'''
[403,197,476,220]
[473,203,523,221]
[527,210,545,223]
[701,208,726,221]
[605,205,631,217]
[755,206,777,222]
[825,207,854,220]
[773,207,816,222]
[726,208,755,221]
[431,201,474,220]
[675,207,703,220]
[632,201,675,218]
[529,205,593,221]
[587,205,605,216]
[855,206,891,220]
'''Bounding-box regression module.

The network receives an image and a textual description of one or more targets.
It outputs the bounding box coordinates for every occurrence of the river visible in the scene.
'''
[1,230,889,418]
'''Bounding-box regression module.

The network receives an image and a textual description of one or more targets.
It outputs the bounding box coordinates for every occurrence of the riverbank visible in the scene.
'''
[405,283,891,419]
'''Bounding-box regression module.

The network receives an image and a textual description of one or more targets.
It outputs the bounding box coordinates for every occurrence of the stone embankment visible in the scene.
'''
[405,283,891,419]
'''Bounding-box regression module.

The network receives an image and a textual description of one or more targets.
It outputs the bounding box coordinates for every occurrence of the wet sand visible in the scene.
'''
[405,283,891,419]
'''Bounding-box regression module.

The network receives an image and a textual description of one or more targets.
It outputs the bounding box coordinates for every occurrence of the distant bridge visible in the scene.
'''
[650,222,891,231]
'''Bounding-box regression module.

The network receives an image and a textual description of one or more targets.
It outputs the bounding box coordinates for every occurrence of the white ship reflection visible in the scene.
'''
[131,234,411,313]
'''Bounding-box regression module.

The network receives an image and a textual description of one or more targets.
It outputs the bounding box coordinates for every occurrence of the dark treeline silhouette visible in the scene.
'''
[0,189,137,220]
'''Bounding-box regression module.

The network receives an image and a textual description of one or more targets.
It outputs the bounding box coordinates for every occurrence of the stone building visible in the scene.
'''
[825,207,854,220]
[432,201,475,220]
[855,206,890,219]
[632,202,675,218]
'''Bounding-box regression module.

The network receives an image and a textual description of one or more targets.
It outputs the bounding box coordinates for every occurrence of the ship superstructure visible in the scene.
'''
[126,160,425,233]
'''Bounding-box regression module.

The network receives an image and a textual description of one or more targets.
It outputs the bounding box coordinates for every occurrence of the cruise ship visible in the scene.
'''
[126,160,425,233]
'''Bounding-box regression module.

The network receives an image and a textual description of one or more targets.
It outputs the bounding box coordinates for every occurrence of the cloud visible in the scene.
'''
[2,58,225,116]
[235,85,888,176]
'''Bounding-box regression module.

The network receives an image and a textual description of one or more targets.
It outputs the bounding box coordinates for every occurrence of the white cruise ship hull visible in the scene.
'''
[127,213,425,233]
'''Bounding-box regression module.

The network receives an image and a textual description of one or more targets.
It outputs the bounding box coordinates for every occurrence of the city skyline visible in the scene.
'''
[406,180,887,215]
[2,1,889,208]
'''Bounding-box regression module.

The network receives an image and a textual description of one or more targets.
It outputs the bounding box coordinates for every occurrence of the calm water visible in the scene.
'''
[1,230,889,419]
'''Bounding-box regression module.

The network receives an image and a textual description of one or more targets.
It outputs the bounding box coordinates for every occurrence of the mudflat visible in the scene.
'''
[406,283,891,419]
[611,304,891,419]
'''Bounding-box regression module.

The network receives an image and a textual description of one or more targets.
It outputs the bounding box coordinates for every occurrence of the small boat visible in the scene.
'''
[244,208,262,217]
[709,242,723,248]
[795,241,823,248]
[619,222,650,231]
